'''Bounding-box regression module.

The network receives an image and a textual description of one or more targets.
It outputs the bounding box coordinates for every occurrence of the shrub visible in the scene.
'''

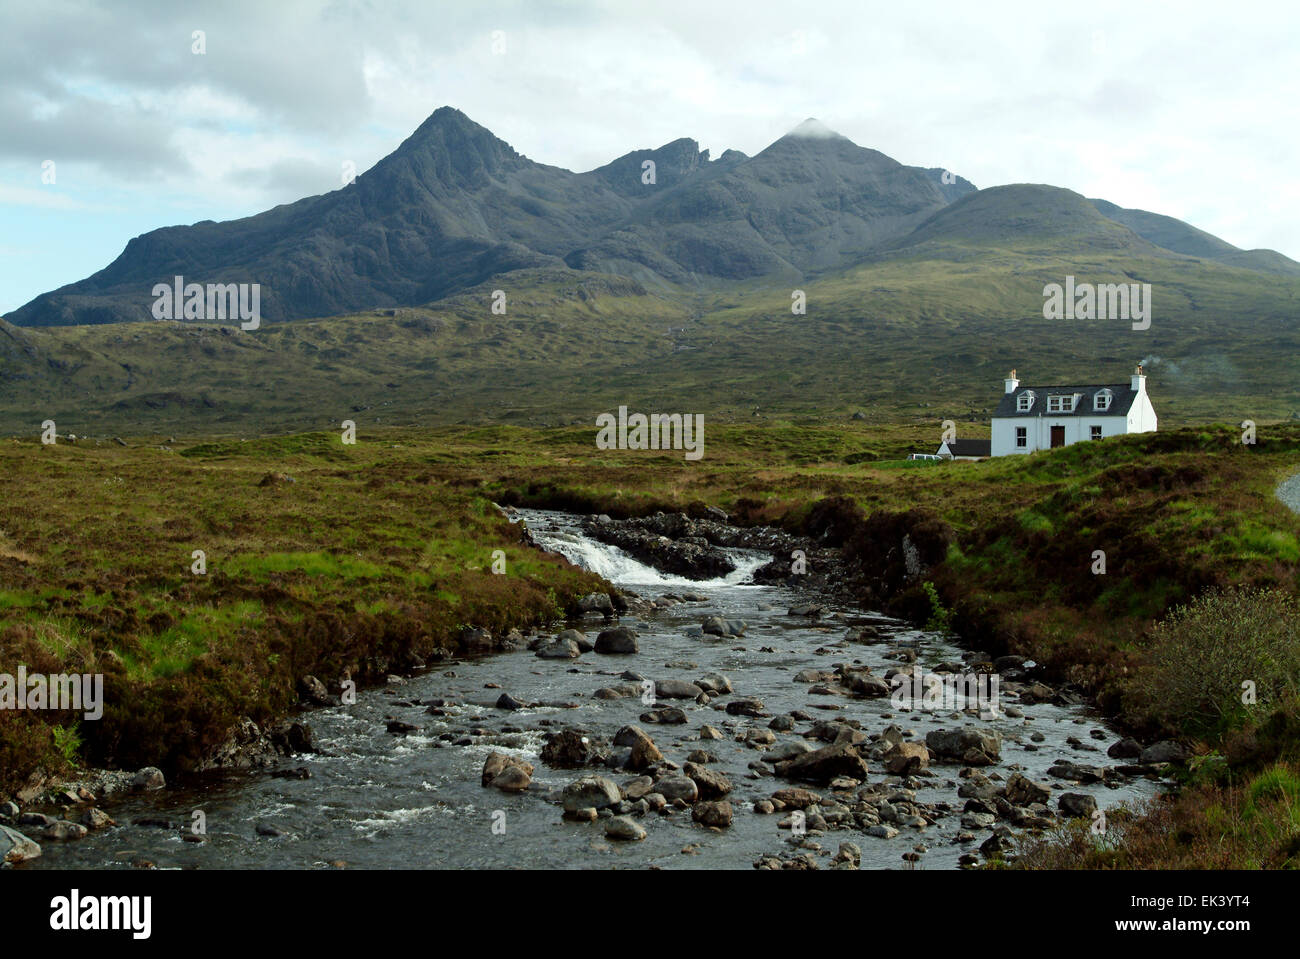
[1137,587,1300,736]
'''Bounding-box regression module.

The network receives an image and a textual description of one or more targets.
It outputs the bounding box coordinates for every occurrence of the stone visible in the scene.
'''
[563,776,623,812]
[490,765,532,793]
[42,820,89,841]
[481,751,534,787]
[0,824,41,863]
[595,627,639,654]
[925,727,1001,765]
[495,692,525,710]
[130,767,166,791]
[884,741,930,775]
[683,762,733,799]
[695,674,733,695]
[699,725,724,740]
[692,800,734,828]
[771,787,821,809]
[1139,740,1188,765]
[605,816,647,841]
[1059,792,1099,819]
[537,639,581,659]
[780,742,870,785]
[1108,737,1144,760]
[540,729,599,768]
[80,807,115,830]
[654,776,699,803]
[655,679,704,699]
[1004,772,1052,806]
[579,592,616,616]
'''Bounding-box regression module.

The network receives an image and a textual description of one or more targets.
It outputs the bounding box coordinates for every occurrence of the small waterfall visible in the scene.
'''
[516,509,770,589]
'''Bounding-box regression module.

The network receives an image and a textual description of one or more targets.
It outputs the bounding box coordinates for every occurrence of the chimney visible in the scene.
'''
[1131,363,1146,393]
[1004,369,1020,394]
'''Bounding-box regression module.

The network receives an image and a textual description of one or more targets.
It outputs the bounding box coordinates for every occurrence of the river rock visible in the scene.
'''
[695,673,733,695]
[725,697,766,717]
[495,692,525,710]
[765,741,814,764]
[640,707,687,725]
[1004,772,1052,806]
[654,775,699,803]
[684,762,733,799]
[42,820,89,841]
[884,741,930,775]
[1139,740,1187,765]
[537,638,581,659]
[563,776,622,812]
[0,824,41,863]
[771,787,821,809]
[80,808,116,830]
[1107,737,1143,760]
[779,742,869,785]
[692,800,734,828]
[655,679,704,699]
[490,765,533,793]
[844,672,892,698]
[481,751,534,787]
[1059,792,1099,818]
[925,727,1001,765]
[605,816,646,841]
[579,592,615,616]
[299,674,333,705]
[701,616,745,637]
[131,767,166,791]
[699,725,725,740]
[595,627,639,654]
[541,729,600,768]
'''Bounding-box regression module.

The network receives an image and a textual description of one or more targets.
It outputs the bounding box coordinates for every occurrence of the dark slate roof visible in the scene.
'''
[940,439,991,457]
[994,383,1137,419]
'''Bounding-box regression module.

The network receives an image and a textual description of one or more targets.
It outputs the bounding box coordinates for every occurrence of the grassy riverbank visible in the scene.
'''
[3,418,1298,867]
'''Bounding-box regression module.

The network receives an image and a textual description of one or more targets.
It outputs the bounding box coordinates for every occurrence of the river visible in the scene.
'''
[24,509,1162,870]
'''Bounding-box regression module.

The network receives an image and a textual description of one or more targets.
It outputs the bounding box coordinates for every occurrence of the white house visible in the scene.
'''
[990,366,1157,457]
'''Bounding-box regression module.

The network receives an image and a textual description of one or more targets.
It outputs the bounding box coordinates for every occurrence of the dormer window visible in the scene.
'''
[1017,390,1035,412]
[1047,394,1077,413]
[1094,389,1113,412]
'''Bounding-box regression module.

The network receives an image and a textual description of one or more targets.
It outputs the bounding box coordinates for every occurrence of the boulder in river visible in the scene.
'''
[692,800,734,828]
[1,825,41,863]
[605,816,646,841]
[925,727,1001,766]
[1058,792,1099,819]
[541,729,602,768]
[595,627,639,654]
[883,741,930,775]
[1139,740,1187,765]
[778,742,869,785]
[562,775,622,812]
[683,762,733,799]
[1004,772,1052,806]
[655,679,703,699]
[482,751,535,787]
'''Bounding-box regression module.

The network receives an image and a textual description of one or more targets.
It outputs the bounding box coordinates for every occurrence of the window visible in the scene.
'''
[1047,394,1076,413]
[1016,427,1027,448]
[1094,389,1112,412]
[1017,390,1035,412]
[1091,425,1102,441]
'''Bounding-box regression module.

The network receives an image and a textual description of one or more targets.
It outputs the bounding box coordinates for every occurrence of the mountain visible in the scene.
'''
[5,110,977,327]
[1090,198,1300,276]
[3,107,1299,436]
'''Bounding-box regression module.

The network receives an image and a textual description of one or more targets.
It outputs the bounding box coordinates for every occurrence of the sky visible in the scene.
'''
[2,0,1298,315]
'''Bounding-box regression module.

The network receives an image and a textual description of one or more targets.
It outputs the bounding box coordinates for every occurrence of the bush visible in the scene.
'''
[1137,587,1300,736]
